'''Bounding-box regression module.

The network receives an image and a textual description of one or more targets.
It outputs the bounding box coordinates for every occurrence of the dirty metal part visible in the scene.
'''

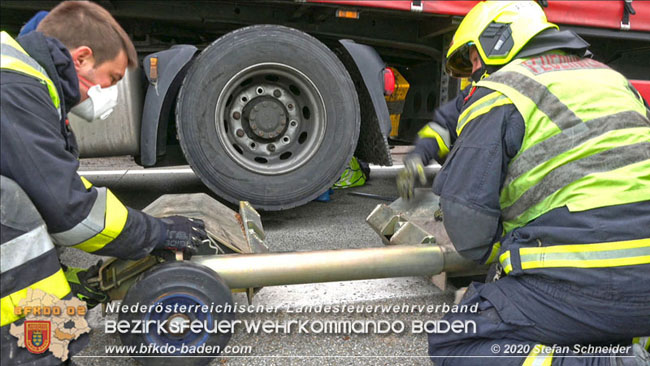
[391,221,436,245]
[97,194,269,303]
[239,201,267,255]
[98,256,161,300]
[192,244,467,289]
[142,193,269,255]
[366,188,487,280]
[366,204,401,242]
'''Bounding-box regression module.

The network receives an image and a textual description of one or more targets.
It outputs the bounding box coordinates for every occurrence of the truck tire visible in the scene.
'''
[176,25,360,210]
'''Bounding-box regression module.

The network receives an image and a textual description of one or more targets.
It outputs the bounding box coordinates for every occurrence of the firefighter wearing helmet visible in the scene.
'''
[399,1,650,365]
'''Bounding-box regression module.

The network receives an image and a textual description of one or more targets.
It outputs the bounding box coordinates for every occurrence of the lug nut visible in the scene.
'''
[268,144,276,152]
[236,129,245,137]
[273,89,282,97]
[287,104,294,110]
[233,111,241,120]
[290,120,297,127]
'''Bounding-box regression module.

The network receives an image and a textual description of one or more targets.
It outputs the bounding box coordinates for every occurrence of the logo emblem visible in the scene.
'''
[25,321,51,354]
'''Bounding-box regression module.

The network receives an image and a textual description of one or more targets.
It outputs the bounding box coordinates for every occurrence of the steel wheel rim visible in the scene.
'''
[215,63,327,175]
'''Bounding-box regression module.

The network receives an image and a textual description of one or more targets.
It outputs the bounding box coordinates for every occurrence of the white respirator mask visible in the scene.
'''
[70,75,119,122]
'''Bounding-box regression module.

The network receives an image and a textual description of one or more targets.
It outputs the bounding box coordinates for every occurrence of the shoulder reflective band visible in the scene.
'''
[0,269,70,326]
[50,187,129,252]
[483,71,582,131]
[456,92,511,136]
[523,344,554,366]
[0,31,62,117]
[500,238,650,274]
[0,225,54,273]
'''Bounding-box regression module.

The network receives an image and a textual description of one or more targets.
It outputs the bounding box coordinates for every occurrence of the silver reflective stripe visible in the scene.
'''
[427,122,451,148]
[1,42,62,119]
[530,351,552,366]
[0,225,54,273]
[51,187,107,246]
[486,71,582,131]
[1,43,49,78]
[503,142,650,221]
[457,93,509,134]
[504,110,650,188]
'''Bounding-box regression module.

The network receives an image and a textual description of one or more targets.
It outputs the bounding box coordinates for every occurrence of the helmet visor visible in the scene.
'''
[446,43,473,78]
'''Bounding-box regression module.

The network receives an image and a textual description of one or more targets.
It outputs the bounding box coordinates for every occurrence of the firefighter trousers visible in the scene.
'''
[428,275,650,366]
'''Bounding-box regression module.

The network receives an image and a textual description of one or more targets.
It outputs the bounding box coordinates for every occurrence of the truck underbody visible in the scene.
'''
[1,0,648,210]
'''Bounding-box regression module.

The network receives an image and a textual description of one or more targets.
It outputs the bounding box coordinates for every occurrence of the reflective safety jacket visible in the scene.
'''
[0,177,70,327]
[1,31,165,326]
[473,53,650,277]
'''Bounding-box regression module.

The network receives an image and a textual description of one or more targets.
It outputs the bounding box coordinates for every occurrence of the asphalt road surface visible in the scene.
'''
[63,157,458,366]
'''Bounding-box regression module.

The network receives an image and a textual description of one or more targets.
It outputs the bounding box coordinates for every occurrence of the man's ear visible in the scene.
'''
[69,46,94,70]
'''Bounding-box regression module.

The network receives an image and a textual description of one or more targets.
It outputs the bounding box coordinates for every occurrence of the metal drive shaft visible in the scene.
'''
[192,244,473,289]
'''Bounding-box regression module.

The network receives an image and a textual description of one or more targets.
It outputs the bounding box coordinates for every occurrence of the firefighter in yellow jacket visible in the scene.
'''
[405,1,650,365]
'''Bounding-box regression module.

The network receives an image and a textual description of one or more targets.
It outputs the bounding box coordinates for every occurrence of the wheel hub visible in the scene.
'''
[216,63,327,175]
[246,97,287,140]
[166,313,191,337]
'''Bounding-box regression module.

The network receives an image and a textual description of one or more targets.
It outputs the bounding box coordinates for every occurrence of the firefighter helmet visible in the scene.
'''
[446,1,558,77]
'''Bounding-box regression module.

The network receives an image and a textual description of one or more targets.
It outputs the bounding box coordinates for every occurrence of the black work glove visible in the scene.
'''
[63,261,108,309]
[156,216,208,257]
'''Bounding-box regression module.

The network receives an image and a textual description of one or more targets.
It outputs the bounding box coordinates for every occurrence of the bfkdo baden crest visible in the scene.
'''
[25,321,51,354]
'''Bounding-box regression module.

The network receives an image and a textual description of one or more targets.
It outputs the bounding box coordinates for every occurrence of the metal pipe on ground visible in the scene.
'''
[192,244,471,289]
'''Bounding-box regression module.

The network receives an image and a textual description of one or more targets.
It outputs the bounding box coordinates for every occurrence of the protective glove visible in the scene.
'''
[397,155,427,200]
[63,261,108,309]
[156,216,208,256]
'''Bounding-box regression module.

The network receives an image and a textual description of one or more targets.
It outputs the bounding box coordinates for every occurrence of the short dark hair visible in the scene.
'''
[37,1,137,67]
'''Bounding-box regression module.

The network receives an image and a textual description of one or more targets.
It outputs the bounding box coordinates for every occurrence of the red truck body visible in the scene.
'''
[313,0,650,32]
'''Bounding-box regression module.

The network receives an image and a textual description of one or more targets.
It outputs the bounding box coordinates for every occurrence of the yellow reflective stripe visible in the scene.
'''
[2,32,61,112]
[0,269,70,326]
[485,241,501,264]
[519,238,650,270]
[633,336,650,351]
[80,176,93,189]
[1,55,61,110]
[499,250,513,274]
[523,344,554,366]
[1,31,25,52]
[456,93,512,135]
[72,189,128,252]
[418,125,450,158]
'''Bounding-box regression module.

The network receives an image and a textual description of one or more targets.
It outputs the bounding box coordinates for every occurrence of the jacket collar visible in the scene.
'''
[17,31,81,114]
